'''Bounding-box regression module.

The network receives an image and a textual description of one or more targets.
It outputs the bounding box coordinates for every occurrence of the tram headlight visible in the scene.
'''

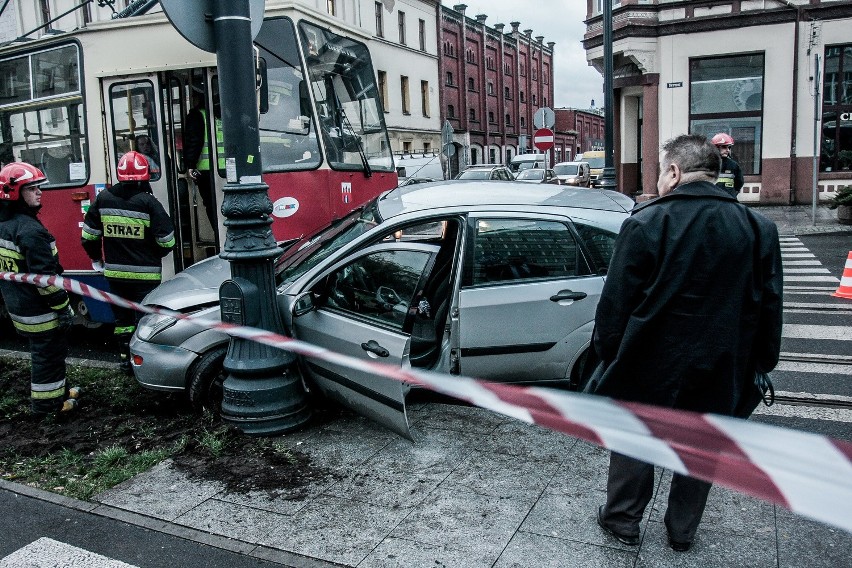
[136,314,177,341]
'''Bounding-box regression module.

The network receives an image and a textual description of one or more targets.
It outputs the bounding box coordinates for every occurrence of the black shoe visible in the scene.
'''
[668,536,692,552]
[597,506,640,546]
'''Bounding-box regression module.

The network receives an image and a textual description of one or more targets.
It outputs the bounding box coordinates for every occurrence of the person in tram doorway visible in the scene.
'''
[0,162,80,418]
[134,134,161,178]
[81,152,176,375]
[183,87,223,229]
[711,132,744,198]
[587,134,783,552]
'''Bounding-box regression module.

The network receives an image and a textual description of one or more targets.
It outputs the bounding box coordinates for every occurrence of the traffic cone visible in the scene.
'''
[832,251,852,299]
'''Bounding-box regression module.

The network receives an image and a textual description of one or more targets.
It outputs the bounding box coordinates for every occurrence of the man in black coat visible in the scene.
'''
[590,134,783,551]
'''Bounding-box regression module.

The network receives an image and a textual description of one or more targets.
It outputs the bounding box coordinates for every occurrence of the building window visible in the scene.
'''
[424,142,431,153]
[375,2,384,38]
[520,117,525,128]
[520,63,525,77]
[446,71,453,86]
[504,87,511,99]
[689,53,765,175]
[488,111,495,123]
[489,148,497,163]
[398,12,406,45]
[505,63,512,76]
[469,108,476,121]
[403,141,412,153]
[419,19,426,51]
[327,0,336,16]
[421,80,430,117]
[448,104,455,118]
[821,44,852,172]
[378,70,388,111]
[532,95,537,106]
[487,81,494,95]
[401,76,410,114]
[468,77,475,91]
[520,91,525,103]
[471,147,479,164]
[544,97,548,107]
[505,113,511,126]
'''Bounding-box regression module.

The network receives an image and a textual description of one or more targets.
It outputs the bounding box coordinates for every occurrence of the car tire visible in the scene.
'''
[188,346,227,412]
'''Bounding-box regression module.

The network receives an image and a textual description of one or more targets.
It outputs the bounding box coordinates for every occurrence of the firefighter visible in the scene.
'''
[81,151,176,375]
[184,88,224,229]
[0,162,78,417]
[711,132,744,198]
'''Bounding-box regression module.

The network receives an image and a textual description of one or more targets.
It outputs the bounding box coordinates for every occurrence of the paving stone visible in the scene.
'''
[495,530,636,567]
[94,461,222,521]
[173,497,284,543]
[477,418,579,462]
[441,450,561,500]
[408,402,513,434]
[776,506,852,568]
[359,536,495,568]
[635,520,777,567]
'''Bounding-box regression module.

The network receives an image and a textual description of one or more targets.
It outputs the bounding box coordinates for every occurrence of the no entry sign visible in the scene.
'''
[533,128,554,151]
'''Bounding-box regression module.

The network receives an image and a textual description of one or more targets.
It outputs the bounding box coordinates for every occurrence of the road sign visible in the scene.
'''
[442,120,454,145]
[443,143,456,157]
[533,107,555,129]
[160,0,265,53]
[533,128,555,151]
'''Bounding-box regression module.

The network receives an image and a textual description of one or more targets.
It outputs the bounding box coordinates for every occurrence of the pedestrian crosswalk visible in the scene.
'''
[0,537,138,568]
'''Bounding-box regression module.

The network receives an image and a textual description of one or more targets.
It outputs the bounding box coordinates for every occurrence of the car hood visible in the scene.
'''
[142,255,231,311]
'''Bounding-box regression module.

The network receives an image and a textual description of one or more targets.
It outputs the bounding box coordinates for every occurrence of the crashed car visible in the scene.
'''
[130,181,633,438]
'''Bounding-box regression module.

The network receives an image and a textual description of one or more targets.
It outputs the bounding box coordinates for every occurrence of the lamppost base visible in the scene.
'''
[221,369,312,436]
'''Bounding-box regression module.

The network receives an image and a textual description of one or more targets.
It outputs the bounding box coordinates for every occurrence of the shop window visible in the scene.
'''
[821,44,852,172]
[689,53,764,175]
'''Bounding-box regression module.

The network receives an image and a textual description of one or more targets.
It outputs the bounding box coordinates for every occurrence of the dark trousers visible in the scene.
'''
[195,169,217,229]
[28,327,69,414]
[108,279,159,366]
[602,452,712,543]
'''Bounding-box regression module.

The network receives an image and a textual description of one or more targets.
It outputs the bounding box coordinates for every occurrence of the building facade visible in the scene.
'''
[553,107,605,164]
[584,0,852,203]
[364,0,442,157]
[439,3,555,176]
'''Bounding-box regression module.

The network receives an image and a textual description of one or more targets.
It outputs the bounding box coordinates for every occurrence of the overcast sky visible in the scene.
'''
[450,0,603,110]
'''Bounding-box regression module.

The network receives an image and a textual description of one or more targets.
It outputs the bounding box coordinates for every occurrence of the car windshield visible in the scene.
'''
[554,164,579,176]
[586,156,605,168]
[456,169,491,179]
[275,199,381,285]
[517,169,544,180]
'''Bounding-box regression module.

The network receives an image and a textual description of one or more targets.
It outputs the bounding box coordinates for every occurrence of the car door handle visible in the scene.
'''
[361,340,390,358]
[550,290,587,302]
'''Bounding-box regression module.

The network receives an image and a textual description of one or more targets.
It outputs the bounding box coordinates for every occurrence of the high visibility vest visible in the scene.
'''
[197,109,226,171]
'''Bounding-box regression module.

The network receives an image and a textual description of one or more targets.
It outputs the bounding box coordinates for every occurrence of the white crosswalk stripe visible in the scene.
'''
[0,538,139,567]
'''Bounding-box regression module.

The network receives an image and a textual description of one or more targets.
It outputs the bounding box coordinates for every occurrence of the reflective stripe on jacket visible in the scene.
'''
[197,109,225,171]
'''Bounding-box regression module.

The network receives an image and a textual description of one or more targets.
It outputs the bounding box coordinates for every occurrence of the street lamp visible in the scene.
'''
[598,0,617,191]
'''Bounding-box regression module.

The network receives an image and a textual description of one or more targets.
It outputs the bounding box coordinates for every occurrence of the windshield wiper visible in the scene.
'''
[339,107,372,178]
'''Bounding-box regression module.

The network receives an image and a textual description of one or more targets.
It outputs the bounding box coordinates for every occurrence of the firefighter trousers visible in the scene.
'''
[28,327,69,415]
[108,279,159,370]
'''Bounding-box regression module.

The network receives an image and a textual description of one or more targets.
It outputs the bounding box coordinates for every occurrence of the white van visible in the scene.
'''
[509,153,547,176]
[394,152,445,183]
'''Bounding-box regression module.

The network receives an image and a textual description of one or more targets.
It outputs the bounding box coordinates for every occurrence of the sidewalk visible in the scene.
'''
[3,204,850,567]
[11,402,847,568]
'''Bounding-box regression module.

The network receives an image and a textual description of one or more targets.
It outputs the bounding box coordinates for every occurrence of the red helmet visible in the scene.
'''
[0,162,47,201]
[711,133,734,147]
[117,151,150,181]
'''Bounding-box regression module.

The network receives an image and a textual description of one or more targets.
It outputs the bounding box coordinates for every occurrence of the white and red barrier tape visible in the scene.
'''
[3,271,852,533]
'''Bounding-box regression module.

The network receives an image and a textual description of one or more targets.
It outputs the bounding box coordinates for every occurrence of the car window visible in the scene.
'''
[457,169,489,180]
[325,249,432,331]
[469,218,589,286]
[499,169,512,180]
[573,222,618,275]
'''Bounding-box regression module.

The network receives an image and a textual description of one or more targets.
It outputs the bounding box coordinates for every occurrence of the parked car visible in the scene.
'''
[515,168,558,184]
[508,153,547,176]
[130,182,634,438]
[581,150,607,187]
[454,164,514,181]
[398,177,436,187]
[553,161,591,187]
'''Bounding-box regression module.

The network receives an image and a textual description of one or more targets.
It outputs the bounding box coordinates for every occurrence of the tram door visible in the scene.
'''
[102,70,223,280]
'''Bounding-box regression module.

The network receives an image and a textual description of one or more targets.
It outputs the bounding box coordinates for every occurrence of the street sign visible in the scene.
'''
[443,143,456,157]
[160,0,265,53]
[533,107,555,129]
[442,120,454,145]
[533,128,555,151]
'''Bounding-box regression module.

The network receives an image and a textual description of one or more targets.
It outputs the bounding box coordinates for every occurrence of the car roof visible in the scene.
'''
[463,164,505,170]
[378,180,634,218]
[554,161,588,166]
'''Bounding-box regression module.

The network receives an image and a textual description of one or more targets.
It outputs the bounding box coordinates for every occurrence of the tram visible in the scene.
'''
[0,7,397,326]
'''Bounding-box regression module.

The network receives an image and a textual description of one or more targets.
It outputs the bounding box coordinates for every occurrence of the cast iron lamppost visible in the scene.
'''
[598,0,618,191]
[213,0,311,435]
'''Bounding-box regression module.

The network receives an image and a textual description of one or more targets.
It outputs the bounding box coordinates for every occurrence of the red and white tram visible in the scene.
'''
[0,7,397,325]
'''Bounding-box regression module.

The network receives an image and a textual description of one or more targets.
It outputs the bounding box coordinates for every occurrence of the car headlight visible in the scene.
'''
[135,314,177,341]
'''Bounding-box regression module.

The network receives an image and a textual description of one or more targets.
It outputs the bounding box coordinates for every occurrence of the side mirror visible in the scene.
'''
[292,291,315,317]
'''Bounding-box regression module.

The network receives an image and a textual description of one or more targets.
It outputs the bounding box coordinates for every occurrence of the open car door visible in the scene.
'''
[289,242,440,439]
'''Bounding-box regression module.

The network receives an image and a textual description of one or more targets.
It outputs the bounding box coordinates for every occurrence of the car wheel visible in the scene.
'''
[188,346,227,412]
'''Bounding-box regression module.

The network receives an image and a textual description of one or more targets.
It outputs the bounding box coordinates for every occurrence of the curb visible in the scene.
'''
[0,478,343,568]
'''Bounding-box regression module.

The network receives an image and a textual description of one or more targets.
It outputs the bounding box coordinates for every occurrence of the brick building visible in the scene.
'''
[439,3,555,176]
[553,107,605,164]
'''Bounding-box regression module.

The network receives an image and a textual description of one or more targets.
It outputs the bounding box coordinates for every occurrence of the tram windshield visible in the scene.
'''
[0,43,88,188]
[299,21,393,173]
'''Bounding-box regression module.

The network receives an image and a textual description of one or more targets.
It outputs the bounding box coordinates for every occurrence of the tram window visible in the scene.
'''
[108,81,161,181]
[299,21,393,173]
[0,43,87,188]
[254,17,321,173]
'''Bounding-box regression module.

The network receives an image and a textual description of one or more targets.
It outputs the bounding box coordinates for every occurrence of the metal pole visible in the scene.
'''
[214,0,310,435]
[813,53,820,226]
[599,0,617,190]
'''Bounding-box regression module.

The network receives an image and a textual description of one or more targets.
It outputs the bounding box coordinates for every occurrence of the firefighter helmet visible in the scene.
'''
[711,133,735,148]
[0,162,47,201]
[116,151,150,181]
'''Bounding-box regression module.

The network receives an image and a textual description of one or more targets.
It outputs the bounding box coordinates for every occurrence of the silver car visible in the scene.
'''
[130,181,633,438]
